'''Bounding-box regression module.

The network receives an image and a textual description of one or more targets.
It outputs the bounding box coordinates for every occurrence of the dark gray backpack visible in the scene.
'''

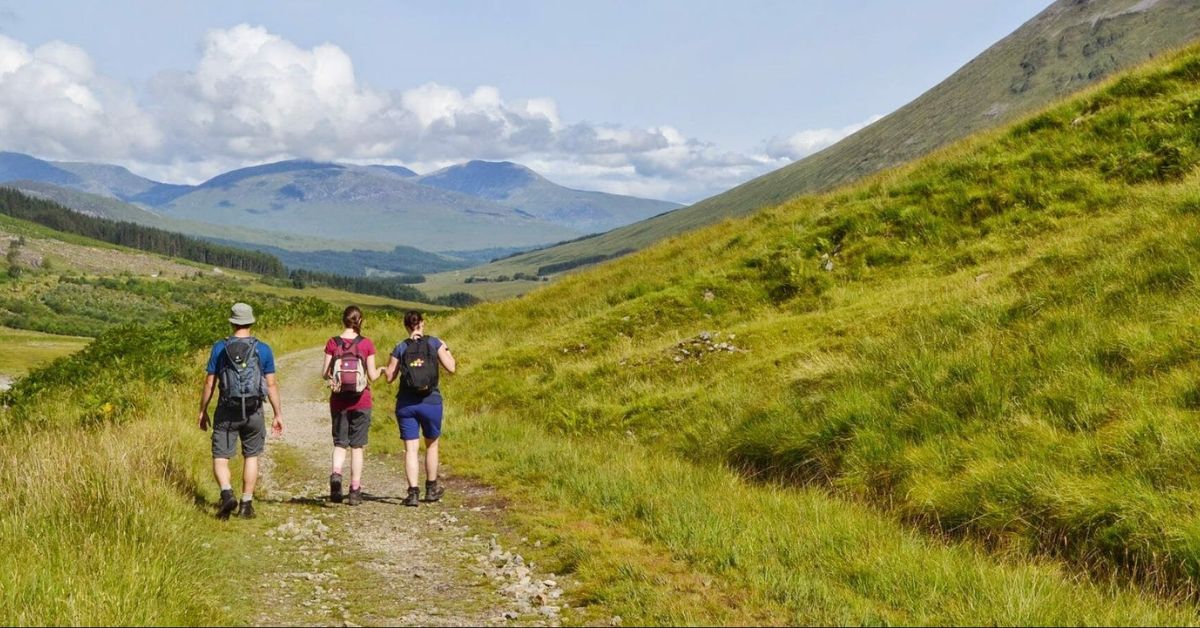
[400,336,439,395]
[218,337,266,417]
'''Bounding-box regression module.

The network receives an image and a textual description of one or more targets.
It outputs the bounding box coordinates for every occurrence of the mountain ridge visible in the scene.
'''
[417,160,681,232]
[0,152,679,249]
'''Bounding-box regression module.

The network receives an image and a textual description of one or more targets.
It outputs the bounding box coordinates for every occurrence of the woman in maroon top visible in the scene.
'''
[321,305,383,505]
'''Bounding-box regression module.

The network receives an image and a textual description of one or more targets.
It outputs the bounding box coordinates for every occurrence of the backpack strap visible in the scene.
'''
[335,335,363,352]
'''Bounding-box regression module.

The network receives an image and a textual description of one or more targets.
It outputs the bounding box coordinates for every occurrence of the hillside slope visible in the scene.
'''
[0,206,439,338]
[7,180,394,253]
[429,42,1200,616]
[460,0,1200,284]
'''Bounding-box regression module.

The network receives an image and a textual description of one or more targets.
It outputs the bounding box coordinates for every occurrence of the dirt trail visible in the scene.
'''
[252,348,564,627]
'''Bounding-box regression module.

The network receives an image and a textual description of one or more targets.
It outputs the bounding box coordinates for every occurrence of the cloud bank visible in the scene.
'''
[0,26,880,203]
[763,115,885,161]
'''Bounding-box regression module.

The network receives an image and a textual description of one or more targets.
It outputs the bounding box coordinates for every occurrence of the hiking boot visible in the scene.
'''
[237,500,255,519]
[423,480,445,503]
[330,472,343,503]
[347,487,363,506]
[216,489,238,520]
[403,487,420,507]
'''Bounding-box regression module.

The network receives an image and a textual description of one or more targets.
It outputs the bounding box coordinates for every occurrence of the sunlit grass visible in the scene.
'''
[0,326,89,376]
[355,44,1200,622]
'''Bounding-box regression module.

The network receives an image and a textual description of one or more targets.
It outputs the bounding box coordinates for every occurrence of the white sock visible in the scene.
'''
[241,494,253,503]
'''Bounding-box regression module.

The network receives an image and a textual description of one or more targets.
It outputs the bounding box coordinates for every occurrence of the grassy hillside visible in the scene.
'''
[9,180,407,253]
[379,43,1200,621]
[0,211,438,340]
[11,181,483,278]
[0,298,335,624]
[453,0,1200,291]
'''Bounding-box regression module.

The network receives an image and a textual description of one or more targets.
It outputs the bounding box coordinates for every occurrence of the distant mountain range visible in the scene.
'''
[460,0,1200,282]
[0,152,680,252]
[418,161,679,233]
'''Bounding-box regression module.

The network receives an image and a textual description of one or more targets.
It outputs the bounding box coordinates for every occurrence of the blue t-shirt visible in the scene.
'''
[206,337,276,375]
[392,336,444,405]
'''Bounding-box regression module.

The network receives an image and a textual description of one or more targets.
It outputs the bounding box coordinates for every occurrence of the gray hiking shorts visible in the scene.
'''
[332,407,371,448]
[212,403,266,458]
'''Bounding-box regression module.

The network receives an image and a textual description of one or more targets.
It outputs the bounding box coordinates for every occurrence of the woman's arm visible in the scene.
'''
[367,353,382,381]
[321,353,333,380]
[383,355,400,383]
[438,344,456,374]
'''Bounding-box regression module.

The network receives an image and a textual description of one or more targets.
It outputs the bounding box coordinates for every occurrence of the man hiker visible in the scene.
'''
[198,302,284,519]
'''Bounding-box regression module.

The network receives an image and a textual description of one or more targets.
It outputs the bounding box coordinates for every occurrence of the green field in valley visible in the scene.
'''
[0,327,89,379]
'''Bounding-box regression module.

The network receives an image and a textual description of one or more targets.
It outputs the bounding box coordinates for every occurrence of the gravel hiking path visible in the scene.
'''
[251,348,564,627]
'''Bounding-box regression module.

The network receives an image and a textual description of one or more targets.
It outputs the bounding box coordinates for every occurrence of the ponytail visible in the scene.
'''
[342,305,363,334]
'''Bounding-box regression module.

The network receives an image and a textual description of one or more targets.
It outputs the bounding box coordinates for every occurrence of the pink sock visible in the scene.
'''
[351,483,360,491]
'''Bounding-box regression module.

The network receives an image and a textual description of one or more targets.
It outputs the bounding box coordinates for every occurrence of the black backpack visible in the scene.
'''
[218,337,266,416]
[400,336,439,395]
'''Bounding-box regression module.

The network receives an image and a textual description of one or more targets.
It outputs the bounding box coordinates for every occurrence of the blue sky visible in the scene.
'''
[0,1,1050,202]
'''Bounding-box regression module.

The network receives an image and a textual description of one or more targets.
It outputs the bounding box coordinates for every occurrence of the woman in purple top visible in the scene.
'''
[384,310,457,507]
[320,305,384,506]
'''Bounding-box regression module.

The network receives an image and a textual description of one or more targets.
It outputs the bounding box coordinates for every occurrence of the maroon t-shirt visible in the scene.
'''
[325,335,376,412]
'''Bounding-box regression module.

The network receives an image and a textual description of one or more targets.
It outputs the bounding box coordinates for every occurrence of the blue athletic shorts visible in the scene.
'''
[396,401,443,441]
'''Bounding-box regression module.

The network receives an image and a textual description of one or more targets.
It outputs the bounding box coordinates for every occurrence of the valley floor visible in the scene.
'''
[0,326,89,385]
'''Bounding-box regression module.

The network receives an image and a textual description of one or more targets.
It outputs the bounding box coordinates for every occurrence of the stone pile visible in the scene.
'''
[671,331,745,363]
[479,536,564,624]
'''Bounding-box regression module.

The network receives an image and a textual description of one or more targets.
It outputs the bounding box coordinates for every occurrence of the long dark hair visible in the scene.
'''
[342,305,363,334]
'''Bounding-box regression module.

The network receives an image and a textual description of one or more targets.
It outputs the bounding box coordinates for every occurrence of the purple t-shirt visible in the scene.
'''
[326,335,376,412]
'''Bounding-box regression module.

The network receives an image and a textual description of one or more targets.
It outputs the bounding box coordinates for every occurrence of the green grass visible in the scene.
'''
[0,326,89,376]
[346,43,1200,622]
[0,299,337,625]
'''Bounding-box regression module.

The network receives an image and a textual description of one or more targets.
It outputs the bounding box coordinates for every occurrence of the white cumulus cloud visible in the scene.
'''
[154,24,393,162]
[0,26,883,203]
[764,114,884,161]
[0,35,159,160]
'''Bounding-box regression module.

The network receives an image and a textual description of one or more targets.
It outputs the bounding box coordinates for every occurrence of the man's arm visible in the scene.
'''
[265,373,284,436]
[198,374,216,431]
